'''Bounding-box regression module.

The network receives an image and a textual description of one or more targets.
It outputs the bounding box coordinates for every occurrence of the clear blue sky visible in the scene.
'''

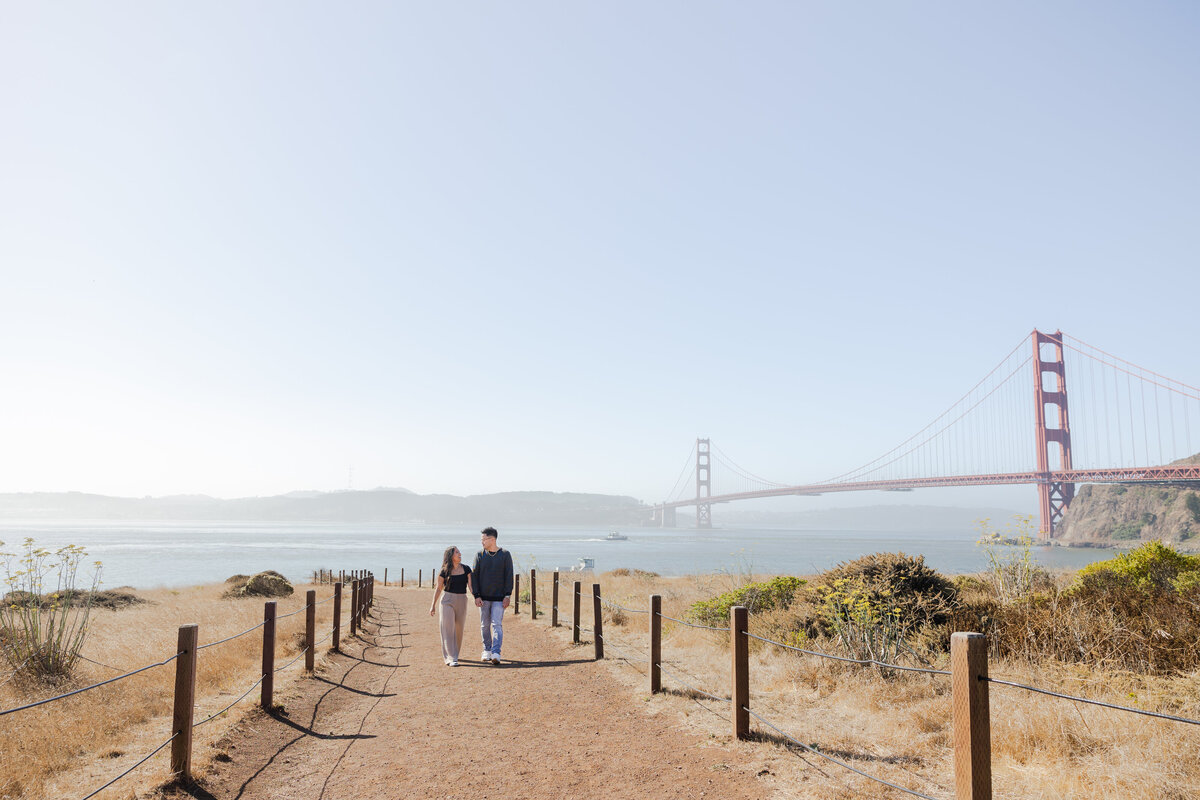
[2,2,1197,510]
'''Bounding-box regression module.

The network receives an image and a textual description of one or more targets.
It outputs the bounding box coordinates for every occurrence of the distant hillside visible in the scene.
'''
[0,489,649,526]
[1057,453,1200,549]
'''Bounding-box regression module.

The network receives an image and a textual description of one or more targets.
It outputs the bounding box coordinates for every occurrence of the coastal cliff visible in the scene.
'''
[1057,454,1200,548]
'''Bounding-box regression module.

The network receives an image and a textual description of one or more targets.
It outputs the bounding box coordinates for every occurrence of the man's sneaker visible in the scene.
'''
[481,651,492,662]
[449,659,459,667]
[490,654,501,665]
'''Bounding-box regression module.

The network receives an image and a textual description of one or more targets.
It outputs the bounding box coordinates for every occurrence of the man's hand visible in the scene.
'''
[429,608,435,617]
[502,596,511,610]
[475,598,483,608]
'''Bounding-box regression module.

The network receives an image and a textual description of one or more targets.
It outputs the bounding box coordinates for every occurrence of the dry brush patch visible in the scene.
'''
[560,568,1200,800]
[0,581,345,800]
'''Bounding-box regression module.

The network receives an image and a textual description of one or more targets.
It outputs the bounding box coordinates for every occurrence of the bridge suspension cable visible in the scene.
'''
[818,334,1036,485]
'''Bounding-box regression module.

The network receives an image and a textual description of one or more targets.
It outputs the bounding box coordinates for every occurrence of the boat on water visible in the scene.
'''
[570,557,595,572]
[605,531,629,541]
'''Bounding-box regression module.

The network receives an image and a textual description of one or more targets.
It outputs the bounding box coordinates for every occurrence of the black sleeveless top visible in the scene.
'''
[441,565,471,594]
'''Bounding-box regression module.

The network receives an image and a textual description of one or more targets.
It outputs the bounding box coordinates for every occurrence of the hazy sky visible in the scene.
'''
[2,3,1197,510]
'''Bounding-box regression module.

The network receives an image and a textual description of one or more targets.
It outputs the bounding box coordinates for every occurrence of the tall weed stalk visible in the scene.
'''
[0,538,102,682]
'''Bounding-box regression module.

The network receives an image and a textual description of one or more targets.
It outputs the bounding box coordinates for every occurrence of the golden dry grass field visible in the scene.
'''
[0,580,341,800]
[4,567,1200,800]
[563,569,1200,800]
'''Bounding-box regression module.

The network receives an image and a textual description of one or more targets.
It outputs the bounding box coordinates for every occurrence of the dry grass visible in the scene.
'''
[0,580,347,800]
[558,569,1200,800]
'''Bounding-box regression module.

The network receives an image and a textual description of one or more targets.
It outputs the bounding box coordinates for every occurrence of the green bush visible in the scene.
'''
[1185,492,1200,524]
[1073,540,1200,595]
[1111,521,1144,540]
[688,576,805,627]
[819,552,958,627]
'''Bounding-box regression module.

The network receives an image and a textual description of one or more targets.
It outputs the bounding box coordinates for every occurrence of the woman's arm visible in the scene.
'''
[429,574,444,616]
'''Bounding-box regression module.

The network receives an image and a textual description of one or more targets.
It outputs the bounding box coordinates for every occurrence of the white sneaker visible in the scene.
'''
[449,659,459,667]
[481,650,492,662]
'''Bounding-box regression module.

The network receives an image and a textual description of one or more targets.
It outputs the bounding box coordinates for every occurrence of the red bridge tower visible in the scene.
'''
[696,438,712,529]
[1033,329,1074,537]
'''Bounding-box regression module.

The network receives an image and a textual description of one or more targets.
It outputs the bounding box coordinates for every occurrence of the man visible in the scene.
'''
[472,526,513,665]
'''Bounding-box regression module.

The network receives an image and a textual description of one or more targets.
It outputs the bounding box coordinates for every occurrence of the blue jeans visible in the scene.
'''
[479,600,505,655]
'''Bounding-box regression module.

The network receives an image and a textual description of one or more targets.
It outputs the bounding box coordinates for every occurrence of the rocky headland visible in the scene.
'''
[1057,454,1200,549]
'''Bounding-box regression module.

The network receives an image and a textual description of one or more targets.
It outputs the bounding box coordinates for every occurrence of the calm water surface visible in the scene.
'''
[0,520,1120,589]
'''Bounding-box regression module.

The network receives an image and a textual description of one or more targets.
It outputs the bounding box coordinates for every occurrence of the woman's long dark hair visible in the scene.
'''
[440,546,459,581]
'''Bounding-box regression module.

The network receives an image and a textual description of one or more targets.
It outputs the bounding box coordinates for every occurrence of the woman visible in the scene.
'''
[429,545,472,666]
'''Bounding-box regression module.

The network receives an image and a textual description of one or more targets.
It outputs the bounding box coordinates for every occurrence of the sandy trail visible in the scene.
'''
[195,586,769,799]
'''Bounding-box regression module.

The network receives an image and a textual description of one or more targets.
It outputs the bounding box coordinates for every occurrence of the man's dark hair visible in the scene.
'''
[481,526,498,539]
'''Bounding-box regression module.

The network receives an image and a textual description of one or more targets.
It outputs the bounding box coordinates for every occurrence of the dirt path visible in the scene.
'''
[194,586,771,800]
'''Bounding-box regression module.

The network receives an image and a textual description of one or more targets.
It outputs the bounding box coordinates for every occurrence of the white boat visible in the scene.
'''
[571,557,595,572]
[605,531,629,541]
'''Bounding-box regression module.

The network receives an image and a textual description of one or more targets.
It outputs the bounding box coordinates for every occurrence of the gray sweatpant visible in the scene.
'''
[438,592,467,662]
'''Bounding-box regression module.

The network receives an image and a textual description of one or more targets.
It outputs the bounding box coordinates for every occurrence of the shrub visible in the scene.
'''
[819,551,958,627]
[688,576,805,627]
[1112,521,1144,540]
[0,539,101,682]
[977,516,1051,604]
[1072,540,1200,594]
[1186,492,1200,523]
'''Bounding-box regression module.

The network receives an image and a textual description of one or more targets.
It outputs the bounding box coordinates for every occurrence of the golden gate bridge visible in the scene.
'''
[651,330,1200,537]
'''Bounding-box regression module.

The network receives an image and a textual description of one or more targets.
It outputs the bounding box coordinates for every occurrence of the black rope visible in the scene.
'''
[193,675,266,728]
[743,708,943,800]
[0,652,182,717]
[986,677,1200,726]
[78,731,179,800]
[76,654,124,672]
[657,612,726,632]
[743,632,951,676]
[274,648,309,673]
[198,620,266,650]
[600,597,649,614]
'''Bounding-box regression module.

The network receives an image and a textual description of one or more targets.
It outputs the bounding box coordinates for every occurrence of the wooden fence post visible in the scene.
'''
[514,574,520,614]
[401,568,404,587]
[419,569,423,589]
[170,623,198,781]
[731,605,749,740]
[333,582,343,651]
[351,580,360,636]
[261,601,277,710]
[573,580,581,644]
[952,632,992,800]
[531,569,537,620]
[593,583,604,660]
[551,571,560,627]
[305,590,316,672]
[650,595,661,694]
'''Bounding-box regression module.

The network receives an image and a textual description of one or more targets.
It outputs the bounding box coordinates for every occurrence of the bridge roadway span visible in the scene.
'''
[653,464,1200,510]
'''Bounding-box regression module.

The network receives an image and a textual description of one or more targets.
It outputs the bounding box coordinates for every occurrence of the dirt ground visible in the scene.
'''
[190,586,774,800]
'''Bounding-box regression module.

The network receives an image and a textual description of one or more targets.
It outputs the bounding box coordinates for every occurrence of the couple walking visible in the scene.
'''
[428,526,514,667]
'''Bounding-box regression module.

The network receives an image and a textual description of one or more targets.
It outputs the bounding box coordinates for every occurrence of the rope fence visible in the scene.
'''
[192,675,266,729]
[985,676,1200,726]
[0,653,182,717]
[743,707,943,800]
[1,568,380,800]
[507,579,1200,800]
[743,631,953,676]
[198,620,266,651]
[78,732,180,800]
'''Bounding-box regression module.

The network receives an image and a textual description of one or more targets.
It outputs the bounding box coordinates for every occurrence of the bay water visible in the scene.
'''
[0,520,1120,590]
